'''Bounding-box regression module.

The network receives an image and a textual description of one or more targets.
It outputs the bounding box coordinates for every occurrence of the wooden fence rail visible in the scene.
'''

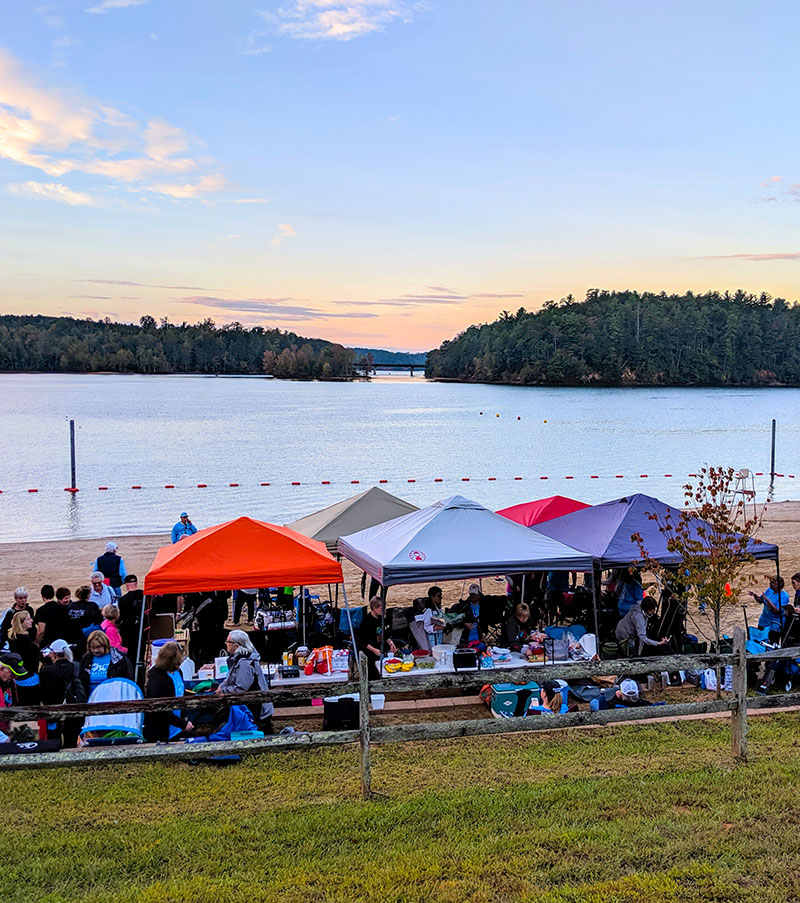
[3,630,800,782]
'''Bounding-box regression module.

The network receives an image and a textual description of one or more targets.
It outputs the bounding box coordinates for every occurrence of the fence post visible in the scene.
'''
[731,626,748,762]
[358,652,372,799]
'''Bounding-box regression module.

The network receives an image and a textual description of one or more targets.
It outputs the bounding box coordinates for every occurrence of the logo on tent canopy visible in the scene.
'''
[408,549,426,561]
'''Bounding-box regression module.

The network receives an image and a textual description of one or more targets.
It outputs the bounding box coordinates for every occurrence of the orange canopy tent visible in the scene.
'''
[144,516,344,595]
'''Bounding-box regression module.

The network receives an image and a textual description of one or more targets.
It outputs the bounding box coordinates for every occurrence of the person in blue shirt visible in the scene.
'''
[617,567,644,617]
[752,576,790,634]
[171,512,198,544]
[79,630,133,695]
[454,583,483,644]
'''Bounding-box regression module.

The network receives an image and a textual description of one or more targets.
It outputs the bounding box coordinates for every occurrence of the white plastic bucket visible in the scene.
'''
[370,693,386,710]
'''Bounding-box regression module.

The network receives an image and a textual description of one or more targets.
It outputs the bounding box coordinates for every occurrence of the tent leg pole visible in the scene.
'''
[592,563,602,655]
[380,585,388,670]
[300,586,305,646]
[341,583,361,677]
[134,594,148,685]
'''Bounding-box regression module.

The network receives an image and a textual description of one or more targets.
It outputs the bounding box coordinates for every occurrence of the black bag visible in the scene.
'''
[64,662,87,704]
[0,739,62,756]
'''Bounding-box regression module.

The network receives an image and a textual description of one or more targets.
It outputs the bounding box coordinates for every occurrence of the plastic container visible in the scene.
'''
[431,643,456,664]
[370,693,386,710]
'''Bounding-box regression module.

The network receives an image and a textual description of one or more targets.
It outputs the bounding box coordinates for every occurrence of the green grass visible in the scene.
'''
[4,715,800,902]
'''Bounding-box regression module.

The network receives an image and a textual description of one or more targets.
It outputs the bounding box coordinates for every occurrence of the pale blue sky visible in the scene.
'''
[1,1,798,350]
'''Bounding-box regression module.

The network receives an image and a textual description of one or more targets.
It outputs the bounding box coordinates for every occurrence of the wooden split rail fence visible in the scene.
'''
[3,627,800,799]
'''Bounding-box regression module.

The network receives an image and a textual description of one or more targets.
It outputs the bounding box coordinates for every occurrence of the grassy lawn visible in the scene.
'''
[3,715,800,902]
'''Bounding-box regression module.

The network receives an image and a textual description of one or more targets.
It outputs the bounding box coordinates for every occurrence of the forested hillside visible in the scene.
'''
[0,315,377,378]
[426,290,800,386]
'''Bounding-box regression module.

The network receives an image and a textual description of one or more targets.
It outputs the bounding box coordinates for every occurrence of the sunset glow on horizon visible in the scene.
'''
[1,1,799,352]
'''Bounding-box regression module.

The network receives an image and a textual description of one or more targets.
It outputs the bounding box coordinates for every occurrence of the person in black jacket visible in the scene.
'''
[143,642,193,742]
[187,591,229,666]
[40,640,84,747]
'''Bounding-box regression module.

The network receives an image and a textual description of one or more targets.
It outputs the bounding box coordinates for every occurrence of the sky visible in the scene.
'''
[1,1,799,352]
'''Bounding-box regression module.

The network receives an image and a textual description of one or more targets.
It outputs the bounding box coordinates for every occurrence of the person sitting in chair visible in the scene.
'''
[615,596,669,655]
[453,584,484,644]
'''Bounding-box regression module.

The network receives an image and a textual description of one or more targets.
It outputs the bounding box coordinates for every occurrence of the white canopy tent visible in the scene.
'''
[337,495,596,662]
[337,495,595,584]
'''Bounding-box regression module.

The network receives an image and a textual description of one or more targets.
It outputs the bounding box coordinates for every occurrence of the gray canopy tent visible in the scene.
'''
[286,486,418,554]
[337,495,595,659]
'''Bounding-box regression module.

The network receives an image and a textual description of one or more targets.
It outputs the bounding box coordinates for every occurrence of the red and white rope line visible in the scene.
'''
[0,472,794,494]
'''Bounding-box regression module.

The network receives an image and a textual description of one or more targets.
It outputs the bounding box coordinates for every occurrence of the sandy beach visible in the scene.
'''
[1,501,798,642]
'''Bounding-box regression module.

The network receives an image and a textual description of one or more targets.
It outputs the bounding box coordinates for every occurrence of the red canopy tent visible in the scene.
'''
[496,495,590,528]
[144,516,343,594]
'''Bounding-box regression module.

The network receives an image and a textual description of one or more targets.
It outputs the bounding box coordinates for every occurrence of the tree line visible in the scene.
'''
[0,315,373,378]
[425,290,800,386]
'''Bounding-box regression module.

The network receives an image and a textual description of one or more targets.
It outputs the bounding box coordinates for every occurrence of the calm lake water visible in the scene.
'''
[0,373,798,543]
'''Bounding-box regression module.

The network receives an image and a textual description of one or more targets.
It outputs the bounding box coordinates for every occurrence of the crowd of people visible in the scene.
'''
[3,525,799,749]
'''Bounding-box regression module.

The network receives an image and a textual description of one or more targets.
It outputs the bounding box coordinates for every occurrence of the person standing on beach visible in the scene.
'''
[35,587,73,648]
[171,512,197,544]
[1,588,34,650]
[89,572,117,610]
[92,542,127,599]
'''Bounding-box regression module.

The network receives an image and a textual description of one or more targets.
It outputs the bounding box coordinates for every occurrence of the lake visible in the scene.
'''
[0,373,797,542]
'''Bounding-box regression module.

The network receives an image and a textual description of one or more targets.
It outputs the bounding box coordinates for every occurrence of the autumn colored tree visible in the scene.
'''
[632,466,769,694]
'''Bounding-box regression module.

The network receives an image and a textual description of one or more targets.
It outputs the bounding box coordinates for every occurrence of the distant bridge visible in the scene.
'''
[371,362,424,375]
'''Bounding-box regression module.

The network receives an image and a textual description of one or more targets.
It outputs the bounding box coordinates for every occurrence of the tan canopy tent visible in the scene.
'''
[286,485,418,554]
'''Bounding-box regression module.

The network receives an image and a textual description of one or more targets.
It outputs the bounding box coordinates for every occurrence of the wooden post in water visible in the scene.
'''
[731,626,748,762]
[358,652,372,800]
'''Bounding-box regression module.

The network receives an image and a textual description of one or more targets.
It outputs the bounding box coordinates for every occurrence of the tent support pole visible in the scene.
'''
[521,573,526,607]
[591,562,602,654]
[776,555,783,637]
[380,585,388,669]
[340,582,361,677]
[134,594,148,685]
[300,586,305,645]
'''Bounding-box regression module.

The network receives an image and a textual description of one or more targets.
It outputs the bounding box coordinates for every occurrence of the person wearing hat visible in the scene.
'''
[92,541,127,599]
[171,512,197,544]
[529,680,571,715]
[0,651,40,708]
[453,583,485,644]
[40,640,85,747]
[591,679,652,709]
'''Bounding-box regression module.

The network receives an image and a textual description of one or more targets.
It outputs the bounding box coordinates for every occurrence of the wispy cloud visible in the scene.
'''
[260,1,424,41]
[271,222,297,246]
[472,292,525,298]
[86,0,149,14]
[10,181,96,206]
[70,294,112,299]
[0,49,227,201]
[177,295,378,320]
[231,197,269,204]
[76,278,223,290]
[702,252,800,261]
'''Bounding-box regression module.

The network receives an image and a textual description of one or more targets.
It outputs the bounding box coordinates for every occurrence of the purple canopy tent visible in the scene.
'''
[532,493,780,644]
[531,493,778,567]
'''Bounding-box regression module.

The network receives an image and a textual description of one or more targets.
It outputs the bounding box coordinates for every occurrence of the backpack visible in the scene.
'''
[64,662,88,704]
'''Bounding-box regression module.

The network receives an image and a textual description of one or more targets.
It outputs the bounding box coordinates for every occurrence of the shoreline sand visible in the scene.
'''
[1,501,798,641]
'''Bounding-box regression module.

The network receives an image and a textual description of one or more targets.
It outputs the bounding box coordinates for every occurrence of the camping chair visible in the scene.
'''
[79,677,144,746]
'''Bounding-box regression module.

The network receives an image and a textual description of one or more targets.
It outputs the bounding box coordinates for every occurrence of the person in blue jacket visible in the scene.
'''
[171,512,198,544]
